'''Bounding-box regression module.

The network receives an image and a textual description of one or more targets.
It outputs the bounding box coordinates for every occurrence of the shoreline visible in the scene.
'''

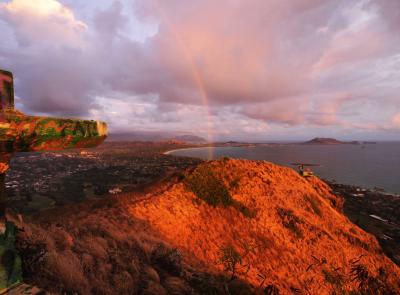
[164,145,400,196]
[329,180,400,265]
[164,148,400,265]
[163,145,215,155]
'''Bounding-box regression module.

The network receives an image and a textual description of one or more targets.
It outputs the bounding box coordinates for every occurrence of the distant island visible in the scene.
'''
[303,137,360,145]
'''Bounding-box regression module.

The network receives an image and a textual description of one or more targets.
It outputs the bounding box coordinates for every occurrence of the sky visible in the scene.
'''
[0,0,399,141]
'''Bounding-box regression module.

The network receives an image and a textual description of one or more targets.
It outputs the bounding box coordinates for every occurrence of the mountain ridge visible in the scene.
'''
[15,158,400,294]
[130,159,400,293]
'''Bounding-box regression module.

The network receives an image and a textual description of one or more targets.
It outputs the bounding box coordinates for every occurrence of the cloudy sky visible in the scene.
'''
[0,0,399,141]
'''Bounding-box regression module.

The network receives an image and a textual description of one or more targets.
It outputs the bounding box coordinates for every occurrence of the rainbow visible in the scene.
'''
[150,1,215,158]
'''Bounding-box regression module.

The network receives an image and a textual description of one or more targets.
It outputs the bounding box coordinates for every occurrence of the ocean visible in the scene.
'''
[168,142,400,194]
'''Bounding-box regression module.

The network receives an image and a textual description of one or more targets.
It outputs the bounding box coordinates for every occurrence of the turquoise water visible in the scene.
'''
[169,143,400,194]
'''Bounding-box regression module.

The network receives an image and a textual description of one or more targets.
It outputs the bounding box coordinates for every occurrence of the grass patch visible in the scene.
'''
[185,165,232,207]
[264,284,280,295]
[277,208,303,239]
[305,195,322,217]
[218,245,243,280]
[218,243,254,282]
[322,269,344,288]
[346,258,396,294]
[184,165,255,218]
[342,232,370,251]
[232,201,257,218]
[221,156,230,163]
[229,177,241,190]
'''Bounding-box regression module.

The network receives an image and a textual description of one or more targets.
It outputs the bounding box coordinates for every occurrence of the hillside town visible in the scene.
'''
[6,142,201,214]
[328,181,400,266]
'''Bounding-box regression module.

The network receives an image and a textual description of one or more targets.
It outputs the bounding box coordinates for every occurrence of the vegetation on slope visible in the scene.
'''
[13,158,400,294]
[184,163,255,218]
[131,159,400,294]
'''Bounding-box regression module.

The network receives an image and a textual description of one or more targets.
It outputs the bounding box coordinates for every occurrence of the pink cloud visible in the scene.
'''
[392,113,400,129]
[1,0,399,139]
[0,0,86,47]
[307,94,351,125]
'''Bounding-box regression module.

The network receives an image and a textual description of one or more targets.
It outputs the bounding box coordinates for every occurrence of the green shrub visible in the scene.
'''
[221,156,230,163]
[229,177,241,189]
[218,245,242,280]
[184,165,233,207]
[264,284,280,295]
[277,208,303,239]
[176,172,185,181]
[322,269,344,288]
[350,264,385,294]
[233,201,257,218]
[347,261,395,294]
[184,165,255,218]
[305,195,322,217]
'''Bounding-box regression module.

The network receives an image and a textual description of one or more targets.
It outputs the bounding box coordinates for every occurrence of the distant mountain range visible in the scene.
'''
[107,134,378,146]
[172,135,207,143]
[303,137,360,145]
[107,132,206,143]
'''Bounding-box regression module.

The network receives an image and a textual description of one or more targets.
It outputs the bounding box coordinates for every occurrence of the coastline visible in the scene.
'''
[164,144,400,195]
[165,146,399,194]
[164,147,400,266]
[165,147,400,265]
[328,180,400,265]
[163,145,215,155]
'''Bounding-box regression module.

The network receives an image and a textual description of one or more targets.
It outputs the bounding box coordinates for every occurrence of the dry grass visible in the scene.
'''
[277,207,304,239]
[130,158,400,294]
[13,158,400,294]
[15,189,254,294]
[305,195,323,217]
[15,202,166,293]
